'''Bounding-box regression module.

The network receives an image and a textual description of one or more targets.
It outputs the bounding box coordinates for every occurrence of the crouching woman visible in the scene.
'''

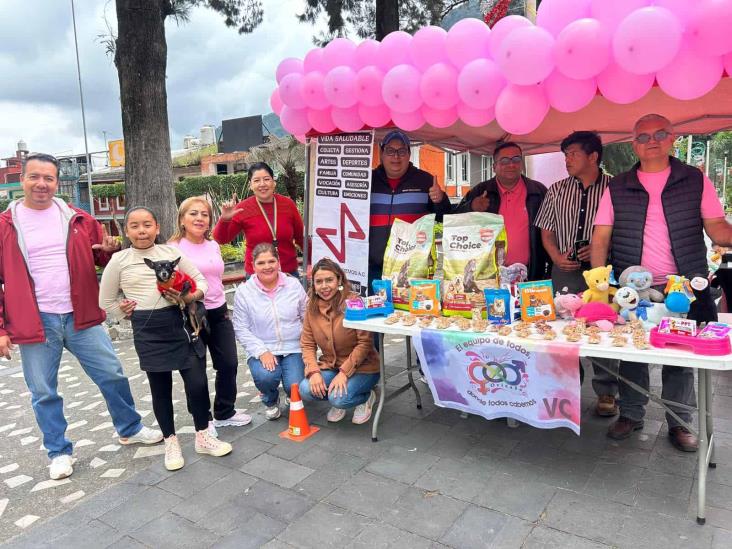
[299,258,379,424]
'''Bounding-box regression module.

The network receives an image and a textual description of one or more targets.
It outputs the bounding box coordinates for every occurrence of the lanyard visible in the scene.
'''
[256,196,278,249]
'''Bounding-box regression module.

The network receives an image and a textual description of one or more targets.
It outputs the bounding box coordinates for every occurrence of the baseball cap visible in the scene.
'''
[381,130,411,150]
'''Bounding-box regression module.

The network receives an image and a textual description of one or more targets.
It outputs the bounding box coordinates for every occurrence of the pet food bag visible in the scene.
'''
[518,280,556,321]
[408,279,441,316]
[381,214,437,310]
[442,212,507,318]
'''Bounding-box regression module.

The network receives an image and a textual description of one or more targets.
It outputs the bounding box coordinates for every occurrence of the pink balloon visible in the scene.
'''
[555,19,611,80]
[613,7,683,75]
[322,38,357,71]
[280,106,311,135]
[303,49,324,73]
[382,64,423,113]
[269,88,283,115]
[446,18,491,69]
[301,72,329,110]
[379,31,413,72]
[358,103,391,128]
[495,84,549,135]
[537,0,591,37]
[654,0,695,25]
[279,73,306,109]
[545,72,597,112]
[596,61,654,103]
[488,15,533,60]
[457,104,495,127]
[497,26,555,85]
[422,105,458,129]
[687,0,732,57]
[323,66,358,108]
[331,106,364,132]
[276,58,304,84]
[355,39,381,70]
[307,108,336,133]
[356,66,385,106]
[457,60,506,111]
[411,26,448,71]
[420,63,459,110]
[391,109,425,132]
[457,59,506,110]
[294,134,307,144]
[590,0,651,32]
[656,47,724,100]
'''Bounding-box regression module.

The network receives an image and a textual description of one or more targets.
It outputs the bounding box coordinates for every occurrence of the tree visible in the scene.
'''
[602,142,636,177]
[113,0,262,239]
[247,135,306,201]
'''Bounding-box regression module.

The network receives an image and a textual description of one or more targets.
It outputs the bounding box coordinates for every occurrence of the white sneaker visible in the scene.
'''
[119,425,164,445]
[195,430,232,457]
[214,409,252,427]
[265,404,282,420]
[49,454,73,480]
[327,407,347,423]
[352,390,377,424]
[164,435,184,471]
[207,421,218,438]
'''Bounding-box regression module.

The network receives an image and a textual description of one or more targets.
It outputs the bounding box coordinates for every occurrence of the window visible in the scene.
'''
[98,197,110,211]
[446,152,455,182]
[459,153,469,184]
[116,195,125,209]
[216,163,228,175]
[481,155,493,181]
[410,145,420,168]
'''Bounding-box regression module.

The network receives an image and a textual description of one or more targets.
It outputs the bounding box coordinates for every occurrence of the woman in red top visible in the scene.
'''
[213,162,304,277]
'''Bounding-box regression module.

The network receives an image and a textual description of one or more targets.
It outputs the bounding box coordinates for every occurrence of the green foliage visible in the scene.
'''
[175,174,249,203]
[219,242,245,263]
[602,142,636,176]
[172,144,218,167]
[91,183,126,198]
[0,198,9,212]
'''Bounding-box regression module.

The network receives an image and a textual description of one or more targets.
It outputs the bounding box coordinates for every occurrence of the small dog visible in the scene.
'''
[144,257,207,340]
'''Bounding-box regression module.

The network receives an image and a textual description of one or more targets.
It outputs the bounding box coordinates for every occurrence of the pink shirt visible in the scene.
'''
[169,238,226,309]
[498,177,530,267]
[253,272,288,298]
[594,168,724,285]
[15,203,73,314]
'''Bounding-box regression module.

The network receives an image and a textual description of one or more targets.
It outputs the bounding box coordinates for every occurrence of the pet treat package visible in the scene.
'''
[371,279,393,304]
[484,288,512,324]
[518,280,556,322]
[408,279,441,316]
[381,214,437,310]
[442,212,507,317]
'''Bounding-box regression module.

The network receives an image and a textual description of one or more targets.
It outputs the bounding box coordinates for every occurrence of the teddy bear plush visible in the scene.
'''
[618,266,665,302]
[613,286,654,323]
[582,265,617,304]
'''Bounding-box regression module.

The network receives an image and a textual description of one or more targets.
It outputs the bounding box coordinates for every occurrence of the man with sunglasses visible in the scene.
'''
[455,142,550,281]
[592,113,732,451]
[368,130,452,288]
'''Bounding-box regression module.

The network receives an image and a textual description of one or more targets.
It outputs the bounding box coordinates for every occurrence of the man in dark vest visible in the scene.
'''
[591,113,732,452]
[454,142,550,281]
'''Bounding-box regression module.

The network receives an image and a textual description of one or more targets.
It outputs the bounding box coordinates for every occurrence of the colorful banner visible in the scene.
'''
[311,131,374,295]
[414,330,581,434]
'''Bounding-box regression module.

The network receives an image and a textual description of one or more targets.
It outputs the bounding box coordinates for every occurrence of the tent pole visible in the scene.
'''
[301,139,312,288]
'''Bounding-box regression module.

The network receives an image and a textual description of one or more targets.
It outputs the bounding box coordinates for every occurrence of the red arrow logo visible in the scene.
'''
[315,202,366,263]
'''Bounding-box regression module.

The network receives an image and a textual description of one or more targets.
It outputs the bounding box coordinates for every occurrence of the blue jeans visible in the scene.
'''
[248,353,305,406]
[19,313,143,458]
[299,370,379,409]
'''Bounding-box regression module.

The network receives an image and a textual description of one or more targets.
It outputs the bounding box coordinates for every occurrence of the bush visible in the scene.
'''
[219,242,245,263]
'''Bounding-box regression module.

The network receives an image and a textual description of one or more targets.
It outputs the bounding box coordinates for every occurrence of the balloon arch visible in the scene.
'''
[270,1,732,143]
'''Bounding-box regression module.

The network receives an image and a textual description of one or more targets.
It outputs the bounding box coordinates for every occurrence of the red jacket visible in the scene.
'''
[0,199,113,344]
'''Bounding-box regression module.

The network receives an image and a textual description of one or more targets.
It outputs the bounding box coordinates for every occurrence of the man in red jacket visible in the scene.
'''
[0,153,162,480]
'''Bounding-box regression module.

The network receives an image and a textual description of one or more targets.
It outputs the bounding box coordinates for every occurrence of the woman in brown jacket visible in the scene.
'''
[299,258,380,424]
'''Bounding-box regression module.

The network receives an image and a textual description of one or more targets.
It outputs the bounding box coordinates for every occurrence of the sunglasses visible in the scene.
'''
[497,155,523,166]
[383,147,409,158]
[634,130,671,144]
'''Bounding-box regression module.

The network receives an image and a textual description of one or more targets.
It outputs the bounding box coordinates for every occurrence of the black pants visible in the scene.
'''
[147,360,210,438]
[199,304,239,421]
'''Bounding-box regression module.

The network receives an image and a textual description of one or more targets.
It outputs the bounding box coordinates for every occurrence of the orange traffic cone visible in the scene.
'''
[279,383,320,442]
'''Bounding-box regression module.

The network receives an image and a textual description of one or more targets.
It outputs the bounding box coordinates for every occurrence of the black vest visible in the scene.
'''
[609,157,707,278]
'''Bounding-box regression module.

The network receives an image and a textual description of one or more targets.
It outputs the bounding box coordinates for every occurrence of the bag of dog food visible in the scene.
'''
[442,212,507,317]
[408,279,441,316]
[382,214,437,310]
[518,280,556,321]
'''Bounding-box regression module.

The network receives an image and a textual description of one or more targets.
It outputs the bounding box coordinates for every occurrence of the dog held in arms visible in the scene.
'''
[144,257,208,341]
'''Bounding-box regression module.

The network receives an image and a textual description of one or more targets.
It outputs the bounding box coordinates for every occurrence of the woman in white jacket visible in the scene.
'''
[233,243,307,420]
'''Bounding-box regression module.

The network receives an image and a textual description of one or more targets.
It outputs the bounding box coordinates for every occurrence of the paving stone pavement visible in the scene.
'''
[3,335,732,548]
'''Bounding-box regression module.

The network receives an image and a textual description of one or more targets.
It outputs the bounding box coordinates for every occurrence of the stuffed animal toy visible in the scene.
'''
[664,275,695,315]
[712,253,732,308]
[618,266,664,302]
[613,286,653,323]
[554,291,583,320]
[582,265,617,304]
[688,274,718,326]
[575,302,625,331]
[499,263,528,287]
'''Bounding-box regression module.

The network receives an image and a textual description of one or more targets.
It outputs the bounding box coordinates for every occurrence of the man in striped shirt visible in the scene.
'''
[535,131,619,417]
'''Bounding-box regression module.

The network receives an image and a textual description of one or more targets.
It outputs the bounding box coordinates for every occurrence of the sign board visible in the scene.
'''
[109,139,125,167]
[311,131,374,295]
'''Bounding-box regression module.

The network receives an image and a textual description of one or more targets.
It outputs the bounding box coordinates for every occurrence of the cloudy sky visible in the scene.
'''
[0,0,327,160]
